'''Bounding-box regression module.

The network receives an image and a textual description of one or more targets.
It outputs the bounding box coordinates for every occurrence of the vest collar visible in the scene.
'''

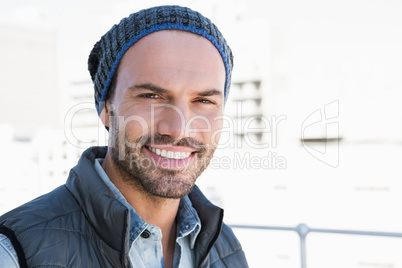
[66,146,130,255]
[66,146,224,266]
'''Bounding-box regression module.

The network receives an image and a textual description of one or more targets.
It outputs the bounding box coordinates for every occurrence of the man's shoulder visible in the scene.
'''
[0,185,91,266]
[0,185,80,234]
[209,223,248,267]
[215,223,244,255]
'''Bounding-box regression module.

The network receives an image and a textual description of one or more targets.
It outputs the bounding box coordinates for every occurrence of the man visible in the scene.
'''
[0,5,248,268]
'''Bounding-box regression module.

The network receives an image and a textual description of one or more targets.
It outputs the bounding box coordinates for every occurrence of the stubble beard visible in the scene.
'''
[109,114,217,199]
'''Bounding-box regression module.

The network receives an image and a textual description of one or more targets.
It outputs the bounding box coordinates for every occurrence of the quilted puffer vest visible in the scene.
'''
[0,146,248,268]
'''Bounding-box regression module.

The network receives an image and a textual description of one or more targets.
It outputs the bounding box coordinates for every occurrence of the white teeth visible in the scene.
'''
[167,151,174,158]
[148,147,191,159]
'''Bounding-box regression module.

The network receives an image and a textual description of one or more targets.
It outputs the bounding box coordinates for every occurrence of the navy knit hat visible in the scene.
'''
[88,5,233,115]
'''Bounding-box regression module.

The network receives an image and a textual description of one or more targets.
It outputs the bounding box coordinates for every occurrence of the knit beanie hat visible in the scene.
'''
[88,5,233,115]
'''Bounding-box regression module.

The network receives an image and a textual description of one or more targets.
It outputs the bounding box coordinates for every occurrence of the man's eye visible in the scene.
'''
[196,98,215,104]
[139,93,159,99]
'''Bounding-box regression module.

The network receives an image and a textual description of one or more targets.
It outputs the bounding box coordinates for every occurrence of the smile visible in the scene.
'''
[148,146,192,160]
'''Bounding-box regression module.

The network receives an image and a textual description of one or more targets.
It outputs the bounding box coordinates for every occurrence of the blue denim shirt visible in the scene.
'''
[0,159,201,267]
[0,233,18,267]
[94,159,201,267]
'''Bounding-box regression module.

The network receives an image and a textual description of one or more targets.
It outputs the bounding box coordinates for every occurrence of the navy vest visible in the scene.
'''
[0,147,248,267]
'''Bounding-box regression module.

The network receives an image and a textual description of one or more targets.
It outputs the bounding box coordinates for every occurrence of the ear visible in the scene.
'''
[100,99,110,128]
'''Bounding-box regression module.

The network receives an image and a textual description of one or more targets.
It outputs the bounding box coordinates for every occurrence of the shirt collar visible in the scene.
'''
[176,196,202,249]
[94,158,147,245]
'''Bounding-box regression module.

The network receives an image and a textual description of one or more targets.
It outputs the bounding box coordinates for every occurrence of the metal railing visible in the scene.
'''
[230,223,402,268]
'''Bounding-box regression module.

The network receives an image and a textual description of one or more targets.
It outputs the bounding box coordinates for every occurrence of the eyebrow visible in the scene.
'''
[129,83,168,94]
[129,83,223,97]
[197,89,223,97]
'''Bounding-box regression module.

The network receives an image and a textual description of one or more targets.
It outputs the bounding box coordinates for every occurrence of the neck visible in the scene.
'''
[102,151,179,268]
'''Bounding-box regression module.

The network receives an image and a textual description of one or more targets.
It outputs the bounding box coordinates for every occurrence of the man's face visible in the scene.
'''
[105,30,226,199]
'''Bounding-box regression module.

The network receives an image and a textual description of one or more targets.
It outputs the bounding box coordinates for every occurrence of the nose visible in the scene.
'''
[155,103,191,141]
